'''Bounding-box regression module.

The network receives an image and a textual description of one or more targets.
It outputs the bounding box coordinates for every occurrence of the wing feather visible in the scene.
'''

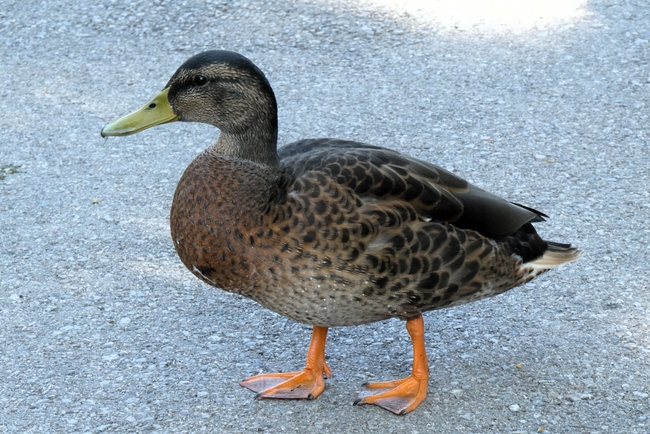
[279,139,544,238]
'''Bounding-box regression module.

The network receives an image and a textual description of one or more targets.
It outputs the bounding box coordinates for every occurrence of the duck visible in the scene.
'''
[101,50,580,415]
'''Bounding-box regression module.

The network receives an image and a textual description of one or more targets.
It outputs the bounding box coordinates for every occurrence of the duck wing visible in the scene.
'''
[279,138,545,238]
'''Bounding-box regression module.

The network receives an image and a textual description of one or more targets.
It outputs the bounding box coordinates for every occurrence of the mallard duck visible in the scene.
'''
[101,50,580,415]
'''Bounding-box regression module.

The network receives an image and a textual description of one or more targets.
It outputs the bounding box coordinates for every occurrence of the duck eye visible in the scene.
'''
[193,75,207,86]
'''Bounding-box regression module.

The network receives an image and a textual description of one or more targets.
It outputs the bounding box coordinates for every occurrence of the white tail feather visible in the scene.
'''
[528,245,582,271]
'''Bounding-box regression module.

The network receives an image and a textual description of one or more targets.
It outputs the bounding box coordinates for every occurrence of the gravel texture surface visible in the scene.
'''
[1,0,649,432]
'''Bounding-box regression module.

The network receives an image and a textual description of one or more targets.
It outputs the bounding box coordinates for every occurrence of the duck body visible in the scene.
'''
[171,138,557,327]
[102,50,580,414]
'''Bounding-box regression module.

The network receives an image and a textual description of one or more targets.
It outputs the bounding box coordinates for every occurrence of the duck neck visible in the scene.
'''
[214,127,279,167]
[213,88,280,167]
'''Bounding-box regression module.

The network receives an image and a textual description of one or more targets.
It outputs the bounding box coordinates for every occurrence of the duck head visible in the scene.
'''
[101,50,279,166]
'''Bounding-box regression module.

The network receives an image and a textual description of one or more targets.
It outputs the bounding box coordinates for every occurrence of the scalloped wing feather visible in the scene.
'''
[279,139,543,238]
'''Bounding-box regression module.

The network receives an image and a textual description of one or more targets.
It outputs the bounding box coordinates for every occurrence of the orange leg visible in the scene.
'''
[240,326,332,399]
[354,315,428,415]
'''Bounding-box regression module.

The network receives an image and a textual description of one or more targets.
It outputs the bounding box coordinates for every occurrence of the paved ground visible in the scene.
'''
[1,0,649,432]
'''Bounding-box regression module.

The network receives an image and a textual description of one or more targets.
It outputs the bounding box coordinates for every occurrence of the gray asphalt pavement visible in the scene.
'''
[1,0,649,432]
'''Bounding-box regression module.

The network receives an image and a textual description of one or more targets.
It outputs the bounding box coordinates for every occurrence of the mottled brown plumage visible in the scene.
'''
[102,50,580,415]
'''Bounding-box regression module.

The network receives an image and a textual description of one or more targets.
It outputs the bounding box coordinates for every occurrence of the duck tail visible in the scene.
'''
[528,241,582,271]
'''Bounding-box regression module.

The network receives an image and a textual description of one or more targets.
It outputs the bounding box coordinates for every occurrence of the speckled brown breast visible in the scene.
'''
[170,145,540,327]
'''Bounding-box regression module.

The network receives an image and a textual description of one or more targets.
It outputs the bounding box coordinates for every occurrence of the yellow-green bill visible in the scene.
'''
[101,87,178,137]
